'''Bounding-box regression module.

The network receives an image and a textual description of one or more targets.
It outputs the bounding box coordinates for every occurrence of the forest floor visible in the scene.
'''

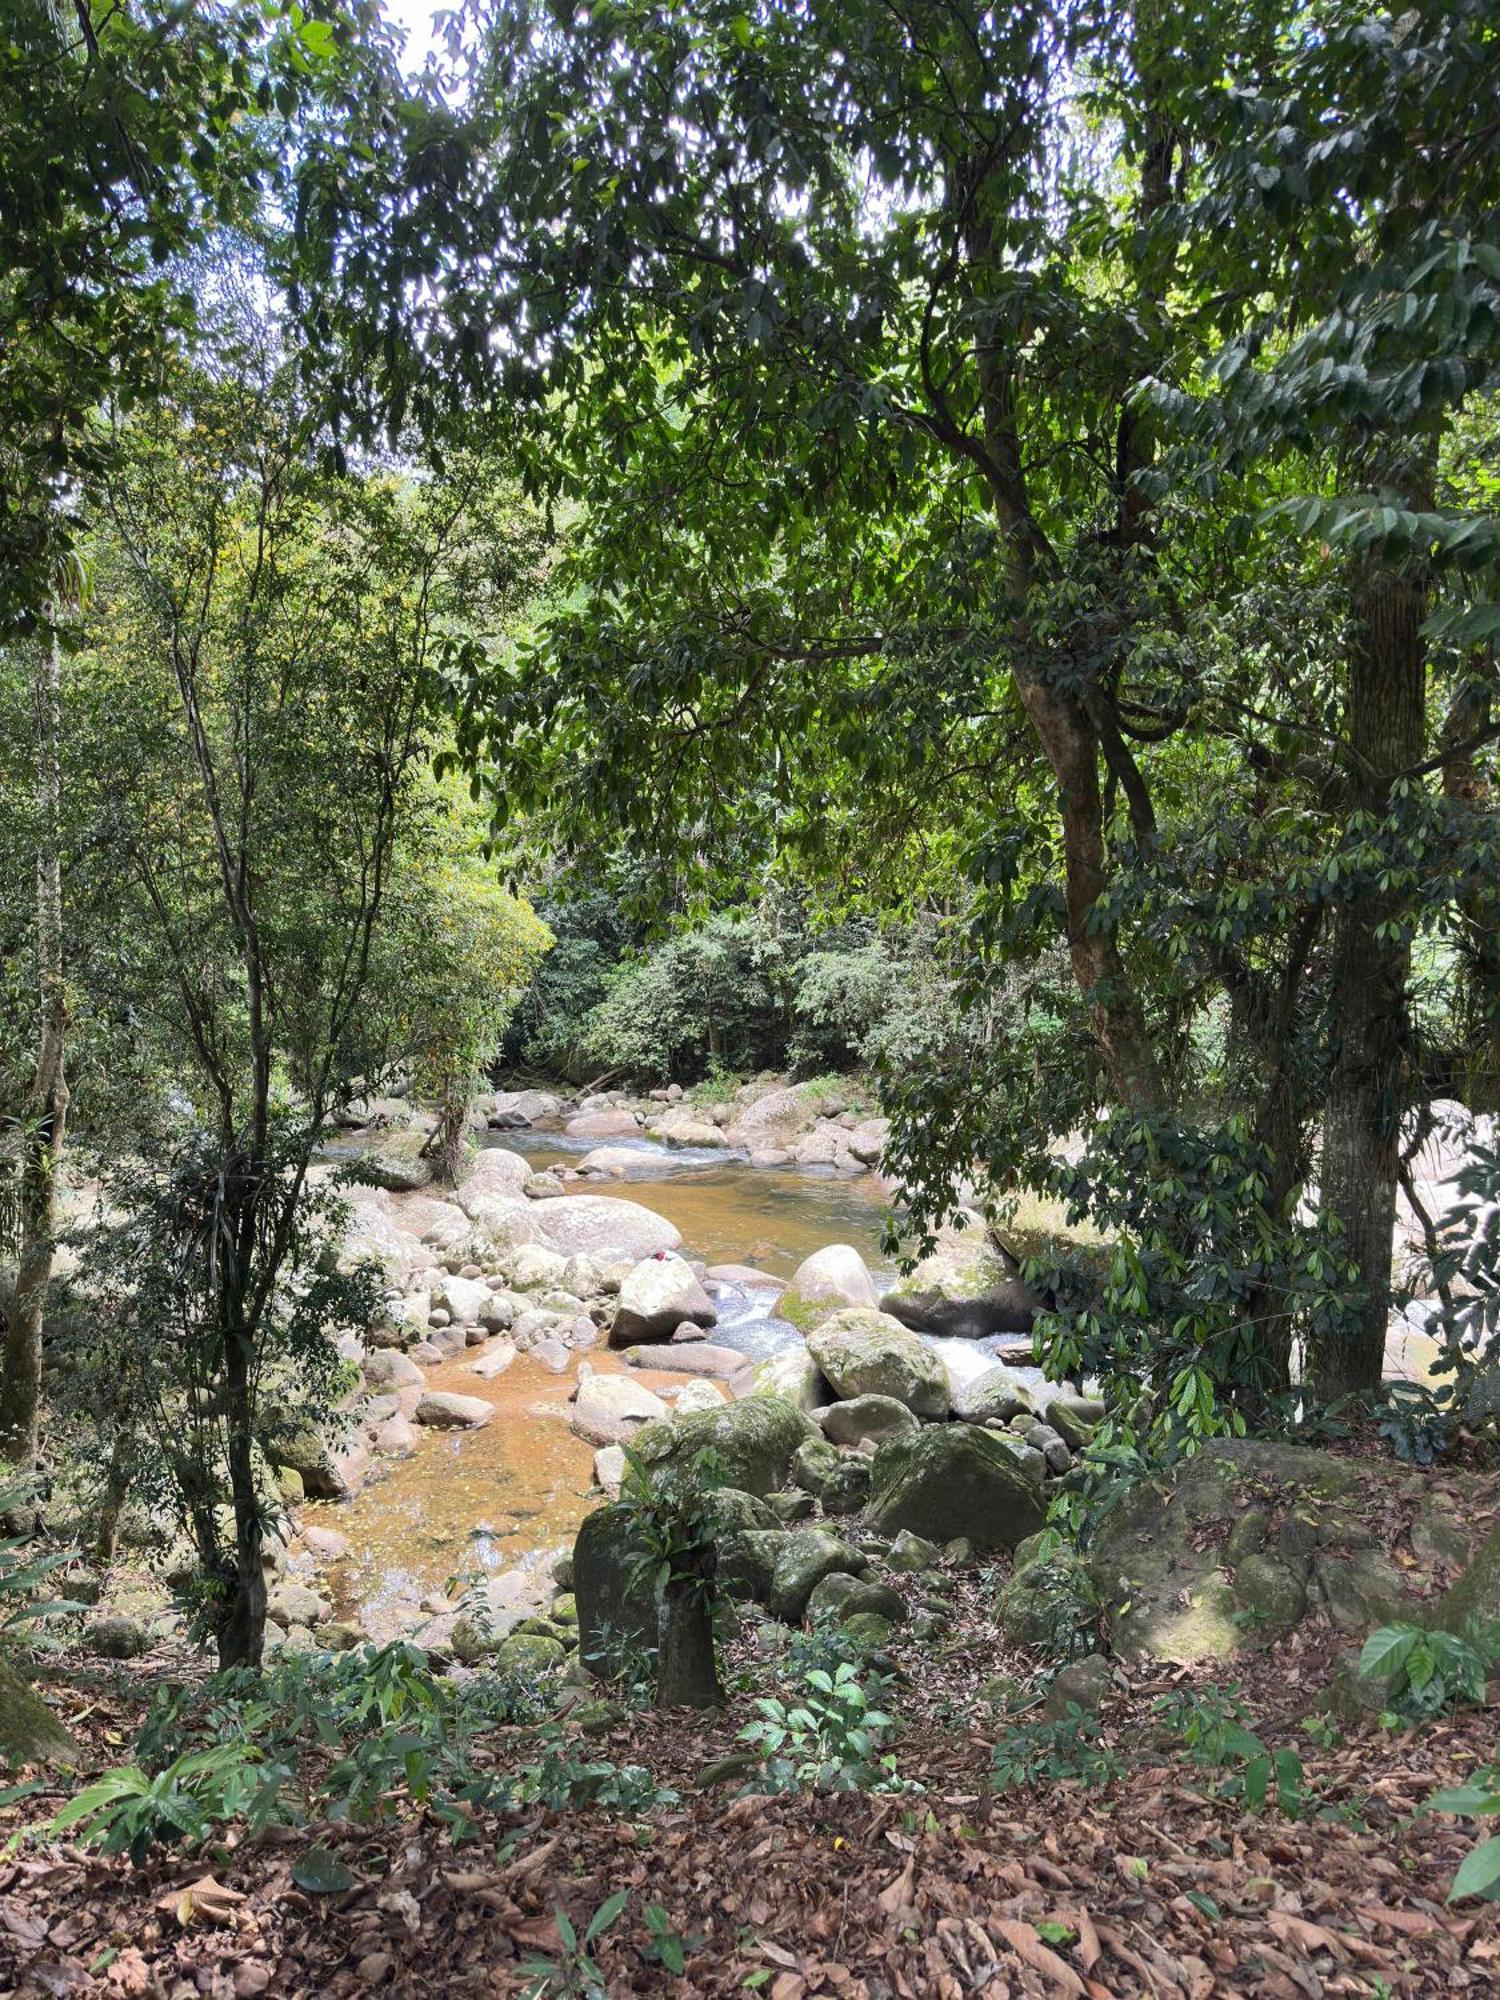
[5,1561,1500,2000]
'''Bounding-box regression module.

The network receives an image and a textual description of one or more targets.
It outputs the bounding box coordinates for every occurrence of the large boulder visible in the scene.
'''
[1433,1516,1500,1632]
[565,1108,641,1139]
[571,1373,670,1446]
[465,1195,545,1255]
[792,1438,871,1515]
[537,1195,681,1263]
[629,1394,816,1500]
[352,1125,433,1193]
[724,1082,814,1147]
[488,1087,563,1128]
[651,1114,730,1149]
[626,1341,747,1379]
[393,1193,474,1252]
[951,1365,1038,1425]
[341,1187,425,1285]
[0,1661,79,1772]
[733,1347,831,1413]
[1088,1439,1436,1665]
[414,1391,495,1429]
[362,1348,424,1392]
[430,1274,491,1327]
[867,1425,1046,1550]
[573,1502,658,1671]
[455,1148,531,1214]
[767,1529,868,1621]
[805,1309,950,1418]
[610,1253,718,1346]
[779,1244,880,1327]
[273,1427,371,1501]
[881,1225,1040,1339]
[817,1394,919,1449]
[577,1146,646,1177]
[996,1537,1099,1660]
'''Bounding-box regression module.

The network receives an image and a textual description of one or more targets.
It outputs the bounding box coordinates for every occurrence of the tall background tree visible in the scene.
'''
[291,0,1499,1425]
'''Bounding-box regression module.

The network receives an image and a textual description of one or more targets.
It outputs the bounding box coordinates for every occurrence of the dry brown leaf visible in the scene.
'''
[499,1836,559,1881]
[878,1856,917,1917]
[1268,1910,1349,1959]
[1076,1907,1102,1972]
[155,1873,245,1927]
[991,1917,1087,1996]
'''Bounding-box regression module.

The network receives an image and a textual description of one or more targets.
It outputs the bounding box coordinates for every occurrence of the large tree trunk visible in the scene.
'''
[1,631,69,1478]
[1442,663,1500,1108]
[1311,537,1428,1403]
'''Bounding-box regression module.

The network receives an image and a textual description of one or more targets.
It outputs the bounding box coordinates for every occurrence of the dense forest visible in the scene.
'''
[1,0,1498,1992]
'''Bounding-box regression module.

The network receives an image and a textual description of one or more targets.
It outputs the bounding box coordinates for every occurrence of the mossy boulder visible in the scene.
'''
[767,1529,868,1621]
[806,1574,906,1626]
[951,1365,1037,1425]
[819,1394,919,1449]
[710,1487,781,1534]
[353,1124,434,1192]
[868,1425,1046,1551]
[735,1347,831,1414]
[1043,1653,1114,1720]
[805,1310,950,1418]
[779,1245,880,1328]
[842,1612,896,1649]
[719,1528,788,1604]
[1435,1519,1500,1633]
[880,1226,1040,1339]
[1233,1552,1308,1640]
[0,1661,79,1772]
[1089,1438,1426,1665]
[629,1393,816,1500]
[572,1502,657,1672]
[996,1542,1099,1660]
[792,1438,871,1515]
[496,1632,567,1675]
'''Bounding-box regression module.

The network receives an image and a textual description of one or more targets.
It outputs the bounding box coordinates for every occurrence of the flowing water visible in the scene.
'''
[308,1137,910,1634]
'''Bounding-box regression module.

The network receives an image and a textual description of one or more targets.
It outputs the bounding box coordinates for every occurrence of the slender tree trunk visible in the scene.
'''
[431,1083,468,1185]
[94,1428,133,1565]
[1,630,69,1478]
[656,1545,719,1709]
[1311,530,1428,1403]
[1010,665,1166,1113]
[218,1316,267,1670]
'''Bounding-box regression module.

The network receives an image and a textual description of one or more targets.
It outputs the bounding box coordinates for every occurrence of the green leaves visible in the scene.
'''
[1359,1621,1500,1720]
[1450,1838,1500,1905]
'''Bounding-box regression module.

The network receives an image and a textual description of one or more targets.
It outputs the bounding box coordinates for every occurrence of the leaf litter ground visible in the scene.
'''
[5,1499,1500,1997]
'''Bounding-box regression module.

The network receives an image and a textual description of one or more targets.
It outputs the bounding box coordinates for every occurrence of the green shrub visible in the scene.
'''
[989,1708,1124,1793]
[738,1660,906,1793]
[1151,1684,1307,1816]
[1359,1621,1500,1721]
[1429,1755,1500,1903]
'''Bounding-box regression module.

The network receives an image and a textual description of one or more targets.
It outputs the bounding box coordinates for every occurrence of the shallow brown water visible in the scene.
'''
[311,1343,688,1641]
[307,1141,896,1636]
[521,1145,895,1280]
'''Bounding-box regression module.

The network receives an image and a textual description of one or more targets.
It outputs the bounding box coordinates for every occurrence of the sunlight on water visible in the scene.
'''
[308,1143,903,1635]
